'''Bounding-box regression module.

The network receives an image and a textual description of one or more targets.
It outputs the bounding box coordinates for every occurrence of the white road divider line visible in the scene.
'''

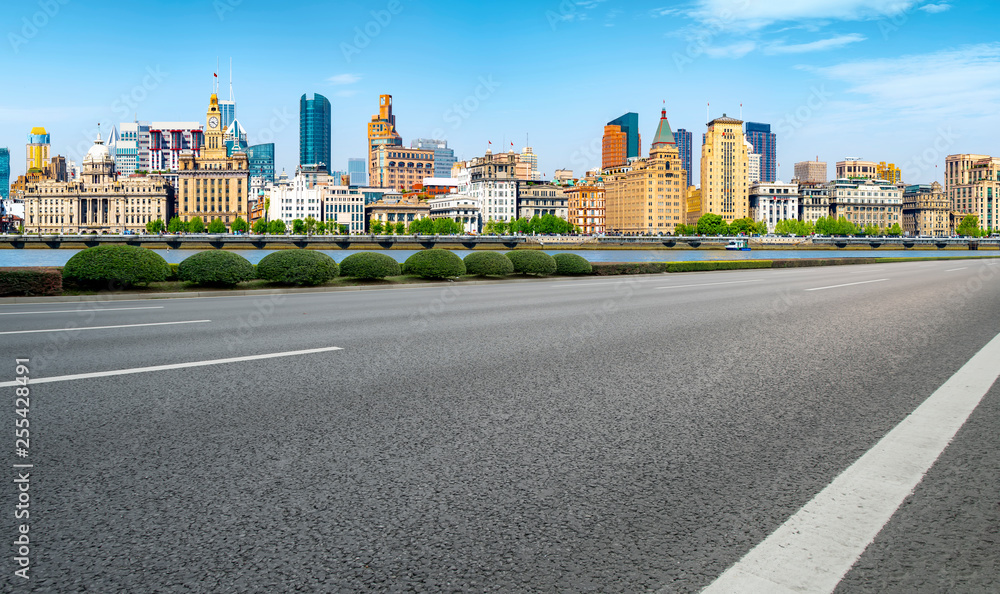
[0,306,165,316]
[0,319,209,335]
[698,330,1000,594]
[805,279,888,291]
[0,346,344,388]
[655,279,763,290]
[945,267,968,272]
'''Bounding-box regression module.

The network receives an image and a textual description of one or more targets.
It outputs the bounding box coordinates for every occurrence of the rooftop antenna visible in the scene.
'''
[229,57,234,102]
[707,101,710,123]
[740,103,743,120]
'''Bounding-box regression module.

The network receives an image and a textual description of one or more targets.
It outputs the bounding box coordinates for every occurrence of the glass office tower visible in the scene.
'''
[300,93,331,172]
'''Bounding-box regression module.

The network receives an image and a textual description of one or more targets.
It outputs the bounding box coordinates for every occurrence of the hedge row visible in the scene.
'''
[0,267,62,296]
[591,262,671,275]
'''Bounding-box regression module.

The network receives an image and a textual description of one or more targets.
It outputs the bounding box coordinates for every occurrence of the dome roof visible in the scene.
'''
[84,132,111,164]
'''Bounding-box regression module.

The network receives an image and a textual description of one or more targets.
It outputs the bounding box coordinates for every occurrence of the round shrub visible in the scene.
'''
[464,251,514,277]
[63,245,169,288]
[178,250,255,286]
[339,251,401,279]
[257,250,339,286]
[402,249,466,279]
[553,253,593,275]
[505,250,557,276]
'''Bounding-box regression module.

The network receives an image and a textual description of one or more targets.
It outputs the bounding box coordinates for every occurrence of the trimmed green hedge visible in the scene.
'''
[178,251,255,286]
[63,245,169,288]
[257,250,339,285]
[464,251,514,277]
[167,263,180,281]
[553,253,592,275]
[339,251,401,279]
[591,262,670,275]
[403,249,466,278]
[665,260,772,272]
[0,267,62,296]
[771,258,875,268]
[505,250,557,276]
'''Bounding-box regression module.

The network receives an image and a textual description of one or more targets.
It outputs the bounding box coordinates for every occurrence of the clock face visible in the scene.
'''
[209,116,219,129]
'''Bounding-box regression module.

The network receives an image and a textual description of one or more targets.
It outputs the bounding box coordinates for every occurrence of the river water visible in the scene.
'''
[1,248,997,266]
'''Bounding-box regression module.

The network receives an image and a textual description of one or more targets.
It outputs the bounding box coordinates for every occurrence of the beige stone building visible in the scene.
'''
[699,115,748,223]
[175,93,249,227]
[517,182,567,220]
[798,181,831,224]
[23,132,173,234]
[565,183,605,234]
[365,194,430,230]
[902,182,951,236]
[828,178,902,230]
[835,159,878,180]
[604,107,687,234]
[945,153,998,233]
[685,186,701,226]
[371,145,435,192]
[793,159,827,183]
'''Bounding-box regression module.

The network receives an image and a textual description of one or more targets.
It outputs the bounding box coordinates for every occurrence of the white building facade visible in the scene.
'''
[323,185,366,234]
[750,181,800,232]
[427,194,481,233]
[267,174,322,227]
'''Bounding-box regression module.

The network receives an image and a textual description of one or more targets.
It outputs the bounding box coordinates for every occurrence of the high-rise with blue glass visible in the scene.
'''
[745,122,776,182]
[0,147,10,200]
[674,128,693,182]
[602,112,640,169]
[347,157,368,186]
[247,143,275,185]
[300,93,331,172]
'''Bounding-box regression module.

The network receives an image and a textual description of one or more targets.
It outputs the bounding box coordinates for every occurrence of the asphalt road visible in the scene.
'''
[2,258,999,592]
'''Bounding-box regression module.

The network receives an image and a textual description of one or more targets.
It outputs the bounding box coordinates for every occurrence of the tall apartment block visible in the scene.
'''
[744,122,776,182]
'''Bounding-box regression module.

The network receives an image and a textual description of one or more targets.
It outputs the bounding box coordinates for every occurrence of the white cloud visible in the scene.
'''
[704,41,757,58]
[816,43,1000,119]
[765,33,866,54]
[918,3,951,13]
[690,0,918,30]
[327,73,360,85]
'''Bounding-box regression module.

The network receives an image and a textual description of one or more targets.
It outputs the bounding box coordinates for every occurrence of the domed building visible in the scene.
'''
[23,130,174,234]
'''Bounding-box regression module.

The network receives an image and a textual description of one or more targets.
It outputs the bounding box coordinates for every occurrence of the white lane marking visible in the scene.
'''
[805,279,888,291]
[699,331,1000,594]
[655,279,763,290]
[848,268,885,274]
[0,320,209,335]
[0,306,164,316]
[0,346,344,388]
[945,267,968,272]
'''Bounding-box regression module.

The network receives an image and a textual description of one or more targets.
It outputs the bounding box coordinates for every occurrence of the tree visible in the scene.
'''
[231,216,249,233]
[433,217,463,235]
[267,219,286,234]
[674,223,693,236]
[188,216,205,233]
[369,219,384,234]
[291,218,306,234]
[207,218,227,234]
[303,216,318,235]
[753,220,768,235]
[394,221,406,234]
[956,214,982,237]
[696,213,728,236]
[146,219,165,233]
[316,221,327,234]
[483,219,508,235]
[408,217,434,234]
[886,223,903,237]
[729,218,754,236]
[773,218,813,236]
[252,219,268,234]
[167,217,187,233]
[862,223,881,237]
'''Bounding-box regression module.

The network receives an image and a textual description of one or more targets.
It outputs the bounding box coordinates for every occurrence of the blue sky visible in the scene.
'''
[3,0,998,186]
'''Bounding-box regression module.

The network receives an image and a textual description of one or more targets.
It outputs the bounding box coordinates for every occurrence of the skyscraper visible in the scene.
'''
[247,143,275,185]
[300,93,331,172]
[0,147,10,200]
[411,139,456,178]
[744,122,776,182]
[675,128,693,181]
[700,114,749,222]
[26,127,50,173]
[347,158,368,186]
[367,95,432,190]
[602,112,640,169]
[368,94,403,183]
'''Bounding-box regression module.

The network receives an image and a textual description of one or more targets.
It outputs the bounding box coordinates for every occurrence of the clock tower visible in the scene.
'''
[176,92,250,228]
[203,93,226,159]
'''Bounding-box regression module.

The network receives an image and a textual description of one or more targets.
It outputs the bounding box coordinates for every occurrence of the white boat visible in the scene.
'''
[725,239,750,251]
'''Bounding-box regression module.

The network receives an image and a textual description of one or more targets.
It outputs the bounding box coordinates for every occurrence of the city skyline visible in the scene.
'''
[2,1,998,187]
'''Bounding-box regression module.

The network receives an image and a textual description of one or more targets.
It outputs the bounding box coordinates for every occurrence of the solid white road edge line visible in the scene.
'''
[0,319,210,335]
[0,346,344,388]
[655,279,763,289]
[697,330,1000,594]
[805,279,888,291]
[0,306,165,316]
[945,267,968,272]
